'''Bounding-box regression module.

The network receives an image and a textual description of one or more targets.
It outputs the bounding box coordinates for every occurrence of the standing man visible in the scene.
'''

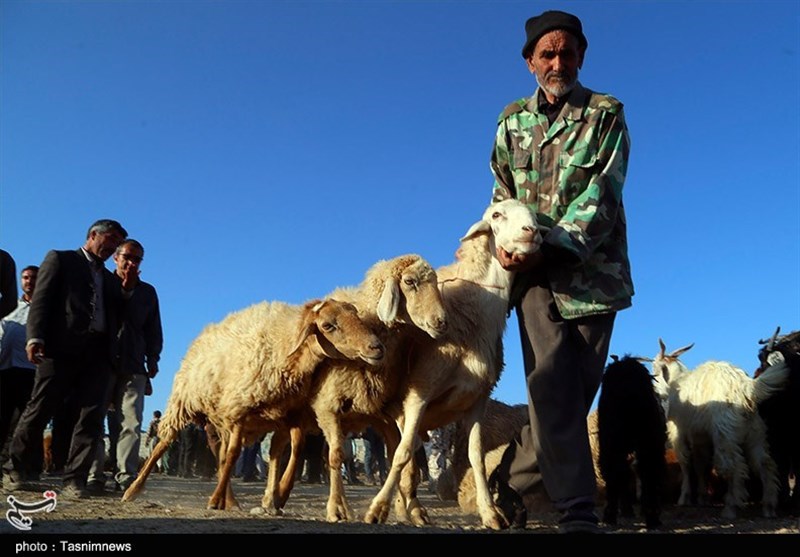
[3,219,131,497]
[487,11,633,533]
[0,266,39,473]
[88,239,163,492]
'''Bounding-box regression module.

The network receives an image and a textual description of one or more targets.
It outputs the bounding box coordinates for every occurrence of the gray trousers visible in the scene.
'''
[508,279,615,510]
[89,373,147,488]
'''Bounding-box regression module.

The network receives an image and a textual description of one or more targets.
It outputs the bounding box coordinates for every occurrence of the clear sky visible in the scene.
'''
[2,0,798,432]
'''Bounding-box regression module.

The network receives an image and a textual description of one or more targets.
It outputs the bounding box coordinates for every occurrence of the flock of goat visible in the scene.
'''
[597,330,799,530]
[119,197,798,532]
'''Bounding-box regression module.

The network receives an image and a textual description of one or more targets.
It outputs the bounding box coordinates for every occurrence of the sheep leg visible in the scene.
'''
[121,434,174,502]
[275,425,305,509]
[711,431,747,519]
[318,417,352,522]
[396,436,430,525]
[464,401,506,530]
[637,444,665,529]
[207,424,243,510]
[262,427,290,514]
[674,436,694,507]
[365,393,427,524]
[744,422,780,518]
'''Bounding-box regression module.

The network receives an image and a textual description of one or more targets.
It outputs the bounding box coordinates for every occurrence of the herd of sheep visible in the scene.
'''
[119,196,798,532]
[122,198,542,530]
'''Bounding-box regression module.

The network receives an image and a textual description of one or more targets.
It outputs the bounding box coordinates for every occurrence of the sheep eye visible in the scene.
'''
[320,322,336,332]
[403,278,416,287]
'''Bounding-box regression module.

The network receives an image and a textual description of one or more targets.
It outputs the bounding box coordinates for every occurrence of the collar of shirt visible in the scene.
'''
[80,247,104,270]
[536,89,568,126]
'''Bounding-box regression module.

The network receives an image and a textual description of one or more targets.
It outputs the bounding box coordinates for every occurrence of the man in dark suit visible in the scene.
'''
[3,219,132,498]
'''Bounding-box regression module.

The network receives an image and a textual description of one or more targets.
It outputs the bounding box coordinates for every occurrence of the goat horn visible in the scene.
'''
[758,326,781,350]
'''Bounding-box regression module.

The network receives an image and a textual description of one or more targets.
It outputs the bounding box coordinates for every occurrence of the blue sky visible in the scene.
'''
[1,0,798,431]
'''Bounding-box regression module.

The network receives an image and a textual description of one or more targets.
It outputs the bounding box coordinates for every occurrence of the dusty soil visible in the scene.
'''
[2,473,798,540]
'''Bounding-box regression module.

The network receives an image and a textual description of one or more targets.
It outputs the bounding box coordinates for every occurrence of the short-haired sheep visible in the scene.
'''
[364,198,542,530]
[652,338,790,518]
[121,298,385,510]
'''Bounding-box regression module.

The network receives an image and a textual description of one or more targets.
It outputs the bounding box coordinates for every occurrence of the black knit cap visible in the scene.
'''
[521,10,588,59]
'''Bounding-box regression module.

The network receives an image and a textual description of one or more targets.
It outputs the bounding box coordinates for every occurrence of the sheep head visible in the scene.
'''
[460,199,541,258]
[756,326,800,376]
[652,338,694,386]
[373,255,448,339]
[289,299,385,366]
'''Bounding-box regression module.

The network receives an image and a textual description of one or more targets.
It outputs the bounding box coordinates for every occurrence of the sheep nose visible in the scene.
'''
[520,226,535,241]
[434,316,448,332]
[370,340,385,355]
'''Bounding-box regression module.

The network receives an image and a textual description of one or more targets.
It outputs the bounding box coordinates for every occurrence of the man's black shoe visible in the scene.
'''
[558,502,601,534]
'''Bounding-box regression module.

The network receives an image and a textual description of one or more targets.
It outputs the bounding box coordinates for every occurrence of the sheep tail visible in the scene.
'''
[751,360,792,407]
[156,397,195,445]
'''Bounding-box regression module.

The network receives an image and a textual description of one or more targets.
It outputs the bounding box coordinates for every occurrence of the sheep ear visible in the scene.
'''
[460,219,491,242]
[377,279,400,325]
[288,300,324,357]
[307,333,341,360]
[670,343,695,358]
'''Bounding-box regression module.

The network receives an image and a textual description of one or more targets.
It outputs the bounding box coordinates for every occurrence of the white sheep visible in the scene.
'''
[363,198,542,530]
[262,254,448,521]
[651,338,790,518]
[121,298,385,510]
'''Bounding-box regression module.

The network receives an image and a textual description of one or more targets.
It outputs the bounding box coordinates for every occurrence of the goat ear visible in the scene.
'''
[377,279,400,326]
[460,219,491,242]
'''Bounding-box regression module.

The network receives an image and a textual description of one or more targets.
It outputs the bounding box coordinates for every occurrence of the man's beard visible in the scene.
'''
[536,70,578,99]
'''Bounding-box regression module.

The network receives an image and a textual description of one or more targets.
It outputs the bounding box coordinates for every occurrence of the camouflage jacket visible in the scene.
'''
[490,82,634,319]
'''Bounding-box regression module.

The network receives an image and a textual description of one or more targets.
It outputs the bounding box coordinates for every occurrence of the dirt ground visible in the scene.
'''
[2,473,798,540]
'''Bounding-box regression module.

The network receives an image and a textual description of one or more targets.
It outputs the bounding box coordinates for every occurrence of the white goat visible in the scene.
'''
[261,255,448,521]
[121,298,385,510]
[651,339,789,518]
[364,198,541,530]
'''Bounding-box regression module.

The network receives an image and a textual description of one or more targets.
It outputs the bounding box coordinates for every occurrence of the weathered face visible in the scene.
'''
[483,199,541,256]
[316,301,385,365]
[114,242,144,277]
[398,260,448,339]
[526,29,584,101]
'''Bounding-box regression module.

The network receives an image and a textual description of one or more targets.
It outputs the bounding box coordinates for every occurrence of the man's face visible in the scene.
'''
[526,29,584,100]
[87,229,126,261]
[20,269,37,298]
[114,243,144,277]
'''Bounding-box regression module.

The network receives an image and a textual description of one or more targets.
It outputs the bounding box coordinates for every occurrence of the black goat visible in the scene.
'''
[756,327,800,516]
[598,355,667,529]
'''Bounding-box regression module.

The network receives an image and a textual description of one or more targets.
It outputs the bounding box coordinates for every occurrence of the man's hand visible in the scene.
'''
[26,342,45,364]
[147,361,159,379]
[119,264,140,291]
[496,247,544,272]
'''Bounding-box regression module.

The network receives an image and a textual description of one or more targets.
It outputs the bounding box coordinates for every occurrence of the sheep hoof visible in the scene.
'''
[481,511,506,531]
[408,506,430,526]
[364,503,389,524]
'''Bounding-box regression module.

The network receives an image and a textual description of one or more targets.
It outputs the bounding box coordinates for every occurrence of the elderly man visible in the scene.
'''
[3,219,133,498]
[487,10,634,533]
